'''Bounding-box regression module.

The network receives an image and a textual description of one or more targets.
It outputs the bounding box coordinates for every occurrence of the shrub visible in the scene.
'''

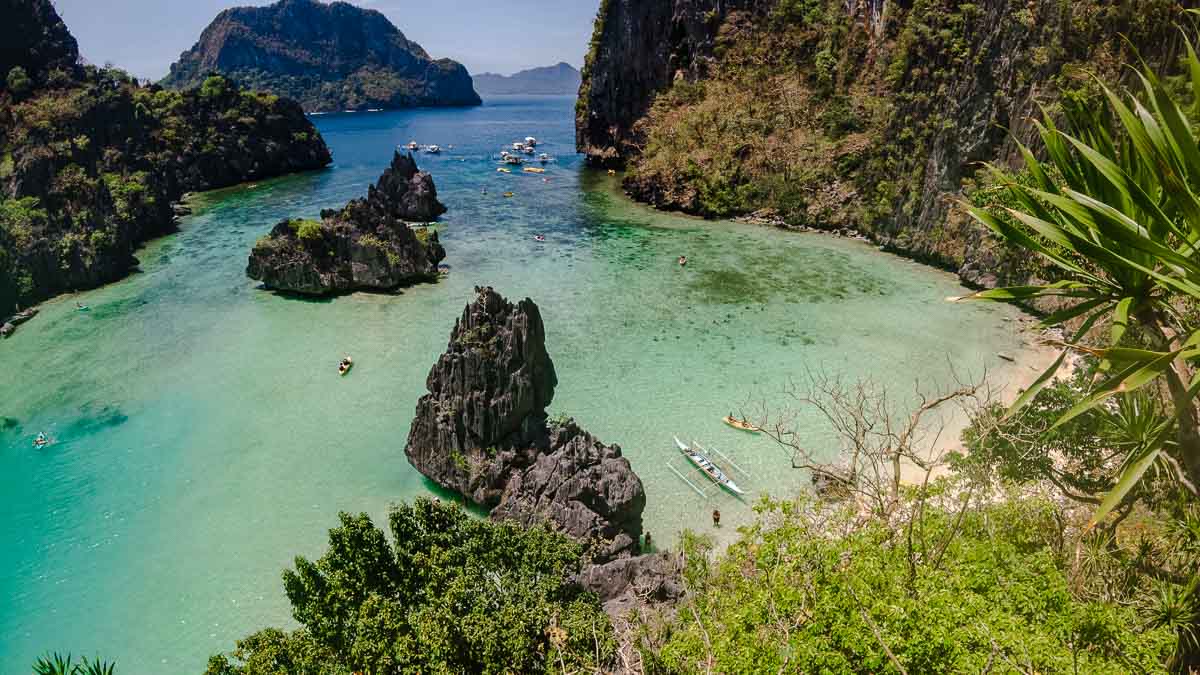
[285,219,324,242]
[6,66,31,95]
[647,493,1174,673]
[199,75,231,100]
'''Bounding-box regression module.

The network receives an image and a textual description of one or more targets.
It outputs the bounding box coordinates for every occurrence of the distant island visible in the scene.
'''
[472,62,581,96]
[162,0,480,112]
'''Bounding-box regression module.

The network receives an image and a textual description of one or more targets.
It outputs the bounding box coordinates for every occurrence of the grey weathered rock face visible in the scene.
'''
[246,151,445,295]
[405,287,646,562]
[493,421,648,562]
[576,0,766,167]
[576,551,685,615]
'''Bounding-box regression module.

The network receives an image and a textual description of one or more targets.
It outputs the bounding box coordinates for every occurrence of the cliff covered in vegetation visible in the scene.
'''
[247,151,445,295]
[577,0,1191,285]
[163,0,481,112]
[0,0,331,324]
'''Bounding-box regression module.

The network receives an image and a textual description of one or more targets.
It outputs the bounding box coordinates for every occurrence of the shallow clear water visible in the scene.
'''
[0,96,1029,671]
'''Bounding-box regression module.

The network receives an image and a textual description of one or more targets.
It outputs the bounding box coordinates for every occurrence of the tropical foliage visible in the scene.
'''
[637,491,1177,674]
[0,63,326,319]
[958,28,1200,524]
[31,653,115,675]
[615,0,1181,277]
[204,499,615,675]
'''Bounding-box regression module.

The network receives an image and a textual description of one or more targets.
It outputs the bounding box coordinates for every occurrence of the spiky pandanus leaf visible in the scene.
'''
[956,31,1200,521]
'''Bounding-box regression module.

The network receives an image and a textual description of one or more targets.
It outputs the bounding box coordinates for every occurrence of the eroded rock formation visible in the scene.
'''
[405,286,646,562]
[246,151,445,295]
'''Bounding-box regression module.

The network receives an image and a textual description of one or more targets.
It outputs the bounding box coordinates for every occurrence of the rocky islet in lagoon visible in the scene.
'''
[246,151,447,295]
[0,95,1039,671]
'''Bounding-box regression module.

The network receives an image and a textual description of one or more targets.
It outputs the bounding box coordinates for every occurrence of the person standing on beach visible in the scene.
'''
[712,508,721,527]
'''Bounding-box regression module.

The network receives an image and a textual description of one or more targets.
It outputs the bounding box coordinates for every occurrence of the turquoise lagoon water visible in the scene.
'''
[0,96,1031,671]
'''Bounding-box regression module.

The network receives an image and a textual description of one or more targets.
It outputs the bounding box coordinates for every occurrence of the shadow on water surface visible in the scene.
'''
[63,403,129,437]
[419,477,492,519]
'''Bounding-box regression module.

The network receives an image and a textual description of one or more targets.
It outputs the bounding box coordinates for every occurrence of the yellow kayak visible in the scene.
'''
[497,168,511,173]
[503,192,514,198]
[523,167,545,174]
[723,416,759,433]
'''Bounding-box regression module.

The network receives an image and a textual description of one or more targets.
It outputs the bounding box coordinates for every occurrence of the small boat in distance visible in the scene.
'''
[525,136,538,147]
[723,416,760,433]
[497,167,511,173]
[503,192,515,198]
[367,108,383,112]
[674,437,745,495]
[406,141,420,150]
[523,167,545,174]
[33,432,49,449]
[503,155,524,166]
[425,145,441,154]
[338,357,353,377]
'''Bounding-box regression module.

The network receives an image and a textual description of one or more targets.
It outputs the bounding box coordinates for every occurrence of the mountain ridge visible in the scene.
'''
[472,62,581,96]
[162,0,480,112]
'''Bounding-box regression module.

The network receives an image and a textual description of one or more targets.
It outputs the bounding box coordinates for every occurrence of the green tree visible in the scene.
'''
[7,66,32,95]
[207,499,615,674]
[199,75,231,101]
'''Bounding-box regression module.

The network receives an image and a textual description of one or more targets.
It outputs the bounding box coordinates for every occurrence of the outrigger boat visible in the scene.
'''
[723,416,760,433]
[673,436,745,495]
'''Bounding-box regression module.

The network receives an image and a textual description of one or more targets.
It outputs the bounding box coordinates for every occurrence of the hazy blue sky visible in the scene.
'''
[52,0,600,80]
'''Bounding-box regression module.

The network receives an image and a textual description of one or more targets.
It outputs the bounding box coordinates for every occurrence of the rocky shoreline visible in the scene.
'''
[246,152,446,295]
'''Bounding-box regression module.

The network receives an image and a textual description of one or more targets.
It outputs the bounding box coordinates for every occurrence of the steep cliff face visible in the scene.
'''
[405,287,646,562]
[578,0,1189,285]
[163,0,480,111]
[247,151,445,295]
[576,0,767,166]
[0,0,331,325]
[0,0,78,82]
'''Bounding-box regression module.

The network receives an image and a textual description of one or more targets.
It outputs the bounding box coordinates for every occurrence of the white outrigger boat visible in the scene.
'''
[672,436,746,496]
[424,144,442,154]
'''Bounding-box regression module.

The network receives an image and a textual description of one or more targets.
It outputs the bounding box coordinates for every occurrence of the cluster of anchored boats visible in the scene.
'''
[499,136,555,166]
[404,140,451,155]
